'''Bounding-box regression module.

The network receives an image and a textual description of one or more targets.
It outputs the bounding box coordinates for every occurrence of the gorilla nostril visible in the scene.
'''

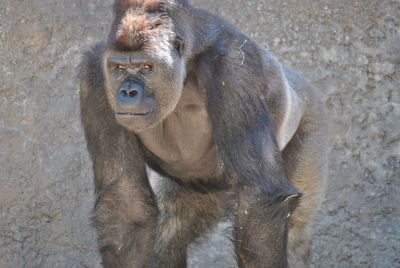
[119,89,138,98]
[121,89,128,97]
[129,90,138,97]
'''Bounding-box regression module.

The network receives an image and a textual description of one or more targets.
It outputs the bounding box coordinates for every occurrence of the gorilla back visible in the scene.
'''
[79,0,329,267]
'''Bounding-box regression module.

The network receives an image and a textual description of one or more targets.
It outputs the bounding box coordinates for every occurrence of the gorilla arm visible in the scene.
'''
[80,44,159,267]
[196,29,301,267]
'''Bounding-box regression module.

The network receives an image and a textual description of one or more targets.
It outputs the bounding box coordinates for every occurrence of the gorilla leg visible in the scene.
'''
[149,172,226,267]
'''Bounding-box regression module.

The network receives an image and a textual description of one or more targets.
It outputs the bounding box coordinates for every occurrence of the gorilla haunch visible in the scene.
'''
[79,0,329,267]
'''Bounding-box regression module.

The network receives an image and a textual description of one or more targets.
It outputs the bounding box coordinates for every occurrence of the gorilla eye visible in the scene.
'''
[115,64,126,70]
[173,40,181,50]
[141,64,153,73]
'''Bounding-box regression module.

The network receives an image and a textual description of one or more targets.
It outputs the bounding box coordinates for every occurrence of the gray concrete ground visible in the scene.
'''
[0,0,399,267]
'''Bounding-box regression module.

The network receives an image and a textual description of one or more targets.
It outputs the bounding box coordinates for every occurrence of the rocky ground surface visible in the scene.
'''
[0,0,399,267]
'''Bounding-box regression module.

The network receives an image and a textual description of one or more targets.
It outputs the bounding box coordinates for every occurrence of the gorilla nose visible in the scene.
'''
[117,81,144,106]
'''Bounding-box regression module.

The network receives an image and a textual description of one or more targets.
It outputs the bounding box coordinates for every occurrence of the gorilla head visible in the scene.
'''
[102,0,190,132]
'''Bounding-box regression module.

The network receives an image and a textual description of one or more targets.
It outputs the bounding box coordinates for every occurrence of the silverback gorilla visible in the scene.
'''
[79,0,329,267]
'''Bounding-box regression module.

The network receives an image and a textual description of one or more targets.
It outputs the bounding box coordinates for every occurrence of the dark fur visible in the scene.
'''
[80,0,329,267]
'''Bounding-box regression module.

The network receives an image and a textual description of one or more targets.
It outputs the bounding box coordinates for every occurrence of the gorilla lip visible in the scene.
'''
[117,110,152,117]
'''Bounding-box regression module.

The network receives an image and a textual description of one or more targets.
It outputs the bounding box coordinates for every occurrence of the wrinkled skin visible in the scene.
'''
[79,0,329,267]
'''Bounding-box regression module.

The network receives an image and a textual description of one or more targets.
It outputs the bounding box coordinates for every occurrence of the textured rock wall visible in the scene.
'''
[0,0,398,267]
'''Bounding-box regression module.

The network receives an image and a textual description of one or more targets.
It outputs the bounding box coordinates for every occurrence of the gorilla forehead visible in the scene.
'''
[115,1,177,65]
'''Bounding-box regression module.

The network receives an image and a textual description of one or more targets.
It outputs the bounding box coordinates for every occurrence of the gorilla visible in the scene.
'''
[79,0,329,267]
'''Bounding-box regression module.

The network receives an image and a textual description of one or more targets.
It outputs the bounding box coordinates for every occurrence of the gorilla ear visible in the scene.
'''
[173,37,184,56]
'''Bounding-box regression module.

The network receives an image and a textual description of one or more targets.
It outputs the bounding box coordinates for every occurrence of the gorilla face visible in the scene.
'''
[102,46,186,132]
[101,0,190,132]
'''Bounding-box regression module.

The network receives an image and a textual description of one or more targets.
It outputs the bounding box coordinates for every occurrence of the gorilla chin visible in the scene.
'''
[115,108,162,132]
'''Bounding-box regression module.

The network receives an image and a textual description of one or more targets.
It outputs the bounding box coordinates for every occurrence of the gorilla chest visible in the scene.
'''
[137,87,219,179]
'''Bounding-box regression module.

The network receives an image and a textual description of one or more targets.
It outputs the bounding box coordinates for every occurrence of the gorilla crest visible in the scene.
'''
[80,0,329,267]
[114,0,176,64]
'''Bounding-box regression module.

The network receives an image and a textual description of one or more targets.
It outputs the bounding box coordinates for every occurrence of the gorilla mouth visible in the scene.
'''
[117,111,152,117]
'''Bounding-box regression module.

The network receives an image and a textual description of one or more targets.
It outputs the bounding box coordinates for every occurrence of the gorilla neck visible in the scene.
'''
[137,72,219,179]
